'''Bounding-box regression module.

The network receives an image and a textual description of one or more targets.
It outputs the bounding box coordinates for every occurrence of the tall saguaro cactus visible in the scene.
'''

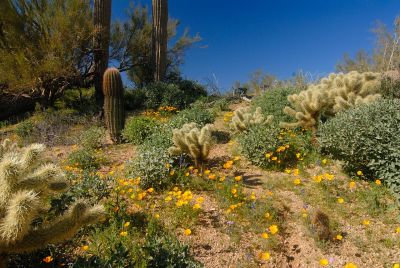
[103,68,125,143]
[94,0,112,108]
[152,0,168,82]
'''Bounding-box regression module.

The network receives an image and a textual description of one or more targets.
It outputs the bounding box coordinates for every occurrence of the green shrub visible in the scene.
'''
[238,124,315,170]
[54,88,97,114]
[380,76,400,100]
[125,88,146,111]
[122,116,159,145]
[128,146,171,190]
[68,148,100,170]
[251,88,300,122]
[318,99,400,198]
[80,126,105,149]
[16,120,34,138]
[79,220,200,267]
[169,106,215,129]
[143,80,207,110]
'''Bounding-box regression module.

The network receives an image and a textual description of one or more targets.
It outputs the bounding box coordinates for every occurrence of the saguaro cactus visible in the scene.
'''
[103,68,125,143]
[93,0,112,107]
[169,123,213,166]
[152,0,168,82]
[0,140,105,266]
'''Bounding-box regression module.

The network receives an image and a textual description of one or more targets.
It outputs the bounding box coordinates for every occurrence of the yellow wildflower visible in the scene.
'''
[337,198,344,204]
[183,229,191,236]
[321,159,327,165]
[231,188,237,195]
[82,245,89,251]
[43,256,53,263]
[208,174,216,180]
[269,225,278,234]
[375,179,382,185]
[204,170,211,175]
[271,156,278,161]
[293,178,301,185]
[147,188,154,193]
[265,153,271,159]
[120,231,128,236]
[349,181,356,188]
[336,234,343,240]
[395,227,400,233]
[234,176,242,182]
[356,170,363,176]
[362,219,370,226]
[319,259,329,266]
[124,222,130,227]
[344,263,358,268]
[261,232,269,239]
[260,251,270,261]
[193,203,201,209]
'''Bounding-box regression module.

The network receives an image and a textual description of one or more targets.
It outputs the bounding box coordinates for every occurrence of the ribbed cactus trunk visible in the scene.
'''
[94,0,112,109]
[152,0,168,82]
[103,68,125,143]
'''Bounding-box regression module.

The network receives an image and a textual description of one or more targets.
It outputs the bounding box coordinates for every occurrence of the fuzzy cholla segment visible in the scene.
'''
[230,107,273,132]
[169,123,214,166]
[281,71,382,129]
[0,139,105,254]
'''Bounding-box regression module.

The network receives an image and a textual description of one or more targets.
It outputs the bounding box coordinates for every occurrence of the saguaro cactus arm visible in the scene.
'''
[152,0,168,81]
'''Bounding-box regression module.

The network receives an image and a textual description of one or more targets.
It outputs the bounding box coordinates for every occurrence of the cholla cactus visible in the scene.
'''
[0,140,105,264]
[230,107,273,133]
[169,123,213,166]
[281,71,382,129]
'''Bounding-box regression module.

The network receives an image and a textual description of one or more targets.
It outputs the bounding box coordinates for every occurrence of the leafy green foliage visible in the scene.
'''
[319,99,400,198]
[251,88,300,122]
[16,120,35,138]
[142,81,207,109]
[78,219,200,267]
[238,124,315,170]
[68,149,100,170]
[122,116,159,145]
[380,76,400,100]
[80,126,105,149]
[169,106,215,129]
[0,0,94,103]
[124,88,147,111]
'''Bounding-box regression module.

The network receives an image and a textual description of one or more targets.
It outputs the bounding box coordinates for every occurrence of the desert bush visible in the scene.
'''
[128,146,171,190]
[124,88,146,111]
[79,220,200,267]
[122,116,159,145]
[143,81,207,109]
[318,99,400,198]
[169,106,215,129]
[16,108,87,146]
[54,88,97,114]
[251,87,299,122]
[16,120,35,138]
[80,126,105,149]
[68,149,100,170]
[380,76,400,99]
[238,124,315,170]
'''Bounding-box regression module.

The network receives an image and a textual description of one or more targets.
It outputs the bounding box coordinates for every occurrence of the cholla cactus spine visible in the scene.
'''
[103,67,125,143]
[169,123,213,166]
[281,71,382,130]
[230,107,273,133]
[0,140,105,264]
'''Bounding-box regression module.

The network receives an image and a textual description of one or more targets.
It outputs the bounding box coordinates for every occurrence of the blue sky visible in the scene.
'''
[112,0,400,90]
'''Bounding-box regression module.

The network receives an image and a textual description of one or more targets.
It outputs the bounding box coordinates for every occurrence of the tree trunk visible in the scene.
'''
[93,0,112,109]
[152,0,168,82]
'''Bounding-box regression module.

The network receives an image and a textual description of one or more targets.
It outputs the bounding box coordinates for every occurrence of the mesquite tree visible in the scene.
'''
[152,0,168,82]
[94,0,112,108]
